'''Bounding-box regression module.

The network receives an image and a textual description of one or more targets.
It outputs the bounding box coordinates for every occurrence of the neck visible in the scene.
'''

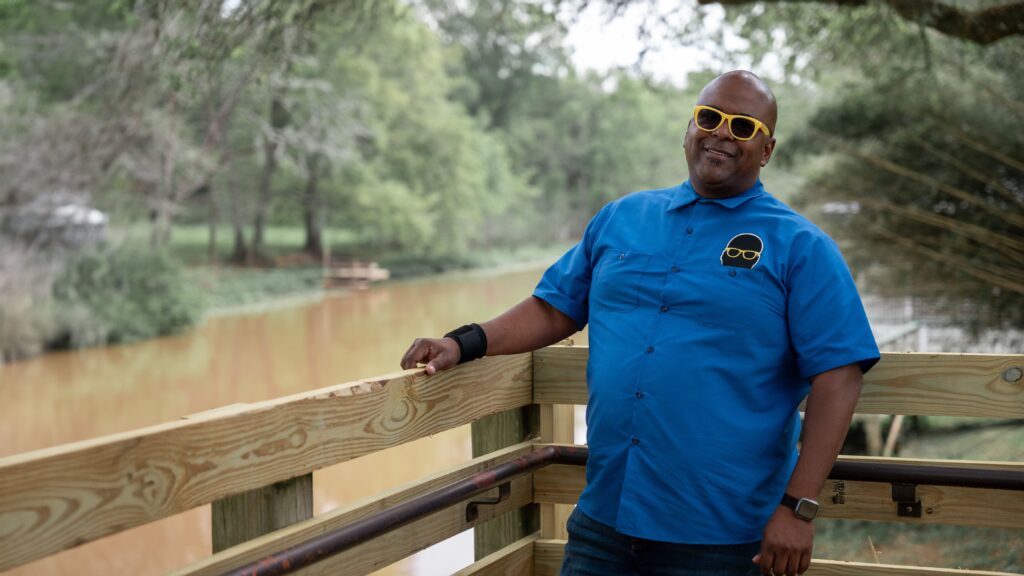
[691,176,759,199]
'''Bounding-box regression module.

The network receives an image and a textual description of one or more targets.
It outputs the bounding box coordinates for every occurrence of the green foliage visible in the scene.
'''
[0,240,55,361]
[789,40,1024,329]
[52,244,205,347]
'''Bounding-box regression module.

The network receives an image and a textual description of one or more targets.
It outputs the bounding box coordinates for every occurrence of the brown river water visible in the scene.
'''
[0,264,568,575]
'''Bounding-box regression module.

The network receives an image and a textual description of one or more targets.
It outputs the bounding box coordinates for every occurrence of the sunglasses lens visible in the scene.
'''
[696,108,722,131]
[730,118,757,139]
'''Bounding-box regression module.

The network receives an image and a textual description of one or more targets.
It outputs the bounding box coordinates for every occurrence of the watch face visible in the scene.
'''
[794,499,820,521]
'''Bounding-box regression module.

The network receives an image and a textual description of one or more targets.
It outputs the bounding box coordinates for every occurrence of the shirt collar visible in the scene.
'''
[667,180,765,212]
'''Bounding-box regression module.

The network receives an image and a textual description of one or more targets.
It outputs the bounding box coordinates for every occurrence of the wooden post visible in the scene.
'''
[211,474,314,552]
[539,404,575,540]
[471,407,540,559]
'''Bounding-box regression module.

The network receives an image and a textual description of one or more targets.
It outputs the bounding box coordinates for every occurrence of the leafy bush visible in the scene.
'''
[0,240,56,361]
[52,243,205,347]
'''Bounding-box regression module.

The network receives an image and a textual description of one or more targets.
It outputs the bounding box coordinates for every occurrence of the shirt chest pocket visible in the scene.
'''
[591,249,652,313]
[691,264,769,332]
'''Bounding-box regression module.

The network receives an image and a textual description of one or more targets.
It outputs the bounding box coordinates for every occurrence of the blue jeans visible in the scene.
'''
[561,507,762,576]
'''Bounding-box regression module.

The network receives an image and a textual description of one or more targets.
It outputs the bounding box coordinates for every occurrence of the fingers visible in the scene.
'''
[400,338,430,370]
[757,549,807,576]
[799,551,811,575]
[773,553,797,576]
[762,551,803,576]
[400,337,459,374]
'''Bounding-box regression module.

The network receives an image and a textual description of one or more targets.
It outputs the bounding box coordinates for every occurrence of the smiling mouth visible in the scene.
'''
[702,145,735,159]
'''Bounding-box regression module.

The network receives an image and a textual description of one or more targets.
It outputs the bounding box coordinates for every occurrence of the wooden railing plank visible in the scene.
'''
[532,447,1024,529]
[211,473,313,552]
[533,539,1016,576]
[174,442,537,576]
[533,347,1024,417]
[0,354,533,572]
[534,539,566,576]
[453,534,537,576]
[472,407,539,559]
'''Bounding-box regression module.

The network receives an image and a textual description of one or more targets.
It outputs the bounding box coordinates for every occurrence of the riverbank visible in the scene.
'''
[194,243,569,317]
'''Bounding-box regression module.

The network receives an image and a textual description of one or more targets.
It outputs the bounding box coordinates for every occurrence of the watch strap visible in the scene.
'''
[780,492,818,521]
[780,492,800,510]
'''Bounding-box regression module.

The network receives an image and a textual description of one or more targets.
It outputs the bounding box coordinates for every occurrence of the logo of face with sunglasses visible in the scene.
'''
[721,233,764,269]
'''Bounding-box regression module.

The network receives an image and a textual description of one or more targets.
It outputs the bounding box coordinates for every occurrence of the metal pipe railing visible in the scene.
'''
[221,445,1023,576]
[830,459,1024,491]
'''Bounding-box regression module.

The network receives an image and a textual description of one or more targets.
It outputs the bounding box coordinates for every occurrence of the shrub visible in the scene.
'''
[0,240,56,361]
[52,243,205,347]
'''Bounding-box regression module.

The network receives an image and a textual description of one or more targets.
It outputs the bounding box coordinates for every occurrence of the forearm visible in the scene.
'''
[480,296,578,355]
[786,364,863,499]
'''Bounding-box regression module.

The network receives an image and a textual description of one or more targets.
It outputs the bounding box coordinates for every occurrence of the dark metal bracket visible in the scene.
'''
[892,482,922,517]
[466,482,511,522]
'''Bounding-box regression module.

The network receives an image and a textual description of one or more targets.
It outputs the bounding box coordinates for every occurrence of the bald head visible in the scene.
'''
[698,71,778,135]
[684,70,779,198]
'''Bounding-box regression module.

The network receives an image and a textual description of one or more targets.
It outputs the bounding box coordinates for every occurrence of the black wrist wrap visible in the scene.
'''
[445,323,488,364]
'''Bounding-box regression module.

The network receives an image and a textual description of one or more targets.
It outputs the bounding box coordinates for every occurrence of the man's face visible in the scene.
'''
[684,74,777,198]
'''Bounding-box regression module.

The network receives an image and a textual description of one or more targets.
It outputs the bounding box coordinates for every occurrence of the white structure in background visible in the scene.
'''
[1,197,108,249]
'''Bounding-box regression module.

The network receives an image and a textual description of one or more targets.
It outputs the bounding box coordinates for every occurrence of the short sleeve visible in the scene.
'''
[786,232,880,378]
[532,204,614,330]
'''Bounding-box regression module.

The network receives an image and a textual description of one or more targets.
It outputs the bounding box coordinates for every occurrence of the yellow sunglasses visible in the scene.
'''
[693,105,771,141]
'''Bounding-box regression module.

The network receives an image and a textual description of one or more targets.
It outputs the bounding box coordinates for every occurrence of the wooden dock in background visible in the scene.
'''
[1,348,1022,575]
[322,261,390,289]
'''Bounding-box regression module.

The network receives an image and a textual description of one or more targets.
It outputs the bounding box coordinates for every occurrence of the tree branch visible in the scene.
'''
[697,0,1024,44]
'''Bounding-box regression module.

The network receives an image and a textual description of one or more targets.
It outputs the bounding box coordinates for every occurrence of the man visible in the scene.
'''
[400,70,879,576]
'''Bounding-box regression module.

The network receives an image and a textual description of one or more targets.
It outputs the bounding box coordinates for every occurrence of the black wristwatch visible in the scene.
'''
[780,493,820,521]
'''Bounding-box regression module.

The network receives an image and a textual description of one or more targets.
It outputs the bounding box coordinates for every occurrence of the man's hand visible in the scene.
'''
[400,337,460,375]
[752,507,813,575]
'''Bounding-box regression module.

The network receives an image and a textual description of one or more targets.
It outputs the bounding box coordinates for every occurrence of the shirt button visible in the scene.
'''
[635,391,644,398]
[646,346,654,353]
[729,270,737,277]
[686,227,694,234]
[660,305,669,312]
[671,266,680,273]
[618,253,625,260]
[631,437,640,445]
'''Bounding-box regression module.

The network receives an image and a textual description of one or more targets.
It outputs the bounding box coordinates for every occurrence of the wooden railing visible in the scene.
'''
[1,347,1022,575]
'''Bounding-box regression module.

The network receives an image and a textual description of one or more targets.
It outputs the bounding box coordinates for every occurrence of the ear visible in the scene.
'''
[760,137,777,167]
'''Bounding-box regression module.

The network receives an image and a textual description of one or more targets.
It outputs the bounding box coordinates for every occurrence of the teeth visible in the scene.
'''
[705,147,732,158]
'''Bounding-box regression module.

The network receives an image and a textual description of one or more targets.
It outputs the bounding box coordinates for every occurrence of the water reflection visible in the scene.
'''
[0,265,556,575]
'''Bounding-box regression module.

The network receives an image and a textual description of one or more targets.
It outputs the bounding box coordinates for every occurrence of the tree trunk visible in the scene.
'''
[207,184,219,264]
[232,225,248,264]
[250,97,287,263]
[226,166,249,265]
[151,198,174,248]
[302,153,323,258]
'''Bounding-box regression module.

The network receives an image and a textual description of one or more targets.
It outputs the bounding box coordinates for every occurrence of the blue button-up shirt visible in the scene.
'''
[533,180,879,544]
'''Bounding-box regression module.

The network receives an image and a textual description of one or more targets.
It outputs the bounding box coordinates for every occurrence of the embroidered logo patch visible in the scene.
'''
[720,233,763,269]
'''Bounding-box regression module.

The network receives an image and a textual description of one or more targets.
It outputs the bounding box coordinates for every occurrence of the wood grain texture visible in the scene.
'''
[533,347,1024,417]
[538,405,574,541]
[532,446,1024,528]
[211,473,313,551]
[533,540,1016,576]
[453,534,537,576]
[472,408,539,559]
[533,539,566,576]
[174,442,537,576]
[0,354,532,572]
